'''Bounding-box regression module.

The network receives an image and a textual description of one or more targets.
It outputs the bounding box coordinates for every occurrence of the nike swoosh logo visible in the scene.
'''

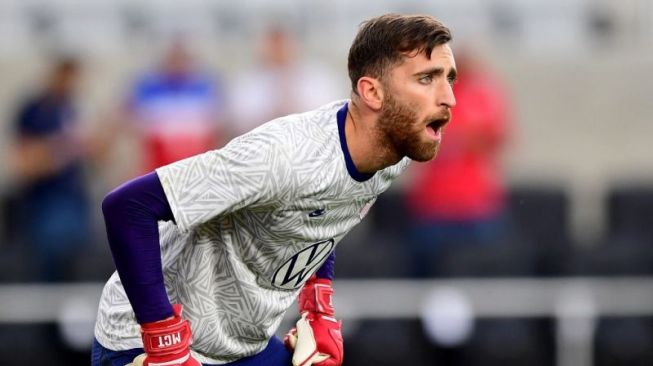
[308,209,326,217]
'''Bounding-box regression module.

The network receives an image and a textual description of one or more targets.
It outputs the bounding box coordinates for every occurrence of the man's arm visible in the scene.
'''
[102,171,175,323]
[102,171,200,366]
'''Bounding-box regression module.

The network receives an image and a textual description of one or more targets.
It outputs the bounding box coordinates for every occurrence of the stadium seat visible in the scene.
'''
[0,324,64,364]
[417,317,554,366]
[573,238,653,276]
[0,190,24,249]
[434,185,571,278]
[335,219,412,278]
[71,244,116,281]
[607,185,653,244]
[573,185,653,276]
[336,190,413,278]
[506,185,573,276]
[344,319,436,365]
[464,318,554,366]
[595,317,653,366]
[435,240,537,277]
[0,246,38,282]
[367,189,412,239]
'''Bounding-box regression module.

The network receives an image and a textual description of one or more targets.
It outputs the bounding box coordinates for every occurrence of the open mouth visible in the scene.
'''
[426,118,449,140]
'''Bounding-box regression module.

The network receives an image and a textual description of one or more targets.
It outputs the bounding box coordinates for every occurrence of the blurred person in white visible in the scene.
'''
[9,57,93,282]
[228,25,342,135]
[124,39,227,173]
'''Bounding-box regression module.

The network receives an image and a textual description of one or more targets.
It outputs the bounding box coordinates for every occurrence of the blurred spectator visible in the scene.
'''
[403,48,513,277]
[9,57,92,282]
[228,25,342,135]
[124,39,227,172]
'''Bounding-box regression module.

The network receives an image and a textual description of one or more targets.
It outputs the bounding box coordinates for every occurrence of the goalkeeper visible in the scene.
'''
[93,13,457,366]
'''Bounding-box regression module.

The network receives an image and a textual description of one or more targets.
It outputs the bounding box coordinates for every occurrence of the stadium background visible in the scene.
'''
[0,0,652,365]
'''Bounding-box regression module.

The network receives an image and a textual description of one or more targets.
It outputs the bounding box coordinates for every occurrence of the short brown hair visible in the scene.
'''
[347,14,452,93]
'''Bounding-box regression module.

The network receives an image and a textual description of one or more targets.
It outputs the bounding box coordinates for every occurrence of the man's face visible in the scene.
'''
[377,43,457,162]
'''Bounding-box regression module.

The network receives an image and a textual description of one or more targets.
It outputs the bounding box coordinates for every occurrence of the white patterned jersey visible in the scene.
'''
[94,100,411,364]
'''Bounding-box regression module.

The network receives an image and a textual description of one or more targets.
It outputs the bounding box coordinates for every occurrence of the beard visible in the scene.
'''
[377,92,442,162]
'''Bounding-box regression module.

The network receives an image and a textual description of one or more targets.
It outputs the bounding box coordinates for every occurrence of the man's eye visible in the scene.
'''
[419,75,433,84]
[448,77,457,86]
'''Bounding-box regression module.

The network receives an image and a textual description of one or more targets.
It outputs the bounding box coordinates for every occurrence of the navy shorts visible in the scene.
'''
[91,337,292,366]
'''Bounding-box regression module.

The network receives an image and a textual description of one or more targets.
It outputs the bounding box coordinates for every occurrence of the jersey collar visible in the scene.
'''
[337,102,375,182]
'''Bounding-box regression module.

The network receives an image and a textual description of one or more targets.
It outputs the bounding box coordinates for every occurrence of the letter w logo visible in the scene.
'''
[272,239,335,290]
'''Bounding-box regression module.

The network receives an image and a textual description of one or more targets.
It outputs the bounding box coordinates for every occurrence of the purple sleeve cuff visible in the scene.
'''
[102,171,175,324]
[315,250,335,280]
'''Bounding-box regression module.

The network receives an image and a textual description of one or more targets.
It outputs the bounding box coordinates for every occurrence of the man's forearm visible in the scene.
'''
[102,171,175,323]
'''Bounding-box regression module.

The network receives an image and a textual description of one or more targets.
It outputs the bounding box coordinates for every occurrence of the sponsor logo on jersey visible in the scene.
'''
[272,239,335,290]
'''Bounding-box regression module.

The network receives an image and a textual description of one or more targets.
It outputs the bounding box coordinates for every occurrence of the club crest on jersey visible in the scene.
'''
[272,239,335,290]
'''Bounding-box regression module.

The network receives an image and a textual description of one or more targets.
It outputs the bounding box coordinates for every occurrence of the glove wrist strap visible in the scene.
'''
[299,275,335,316]
[141,304,193,358]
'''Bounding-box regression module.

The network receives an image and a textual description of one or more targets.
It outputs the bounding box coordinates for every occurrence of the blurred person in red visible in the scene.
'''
[9,56,93,282]
[229,25,341,135]
[124,39,227,173]
[403,48,512,278]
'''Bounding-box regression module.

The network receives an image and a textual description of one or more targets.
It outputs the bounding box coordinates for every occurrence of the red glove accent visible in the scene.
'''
[285,275,344,366]
[139,304,201,366]
[298,276,335,316]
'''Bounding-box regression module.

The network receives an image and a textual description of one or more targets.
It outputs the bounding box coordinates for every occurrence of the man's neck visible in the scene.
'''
[345,101,401,174]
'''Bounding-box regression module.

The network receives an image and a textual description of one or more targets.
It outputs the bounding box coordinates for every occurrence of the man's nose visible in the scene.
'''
[438,82,456,109]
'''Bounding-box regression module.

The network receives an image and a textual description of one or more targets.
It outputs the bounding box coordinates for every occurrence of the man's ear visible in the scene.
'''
[356,76,384,111]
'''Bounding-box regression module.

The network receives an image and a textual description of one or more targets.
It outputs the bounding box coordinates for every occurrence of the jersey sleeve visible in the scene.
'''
[156,129,295,233]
